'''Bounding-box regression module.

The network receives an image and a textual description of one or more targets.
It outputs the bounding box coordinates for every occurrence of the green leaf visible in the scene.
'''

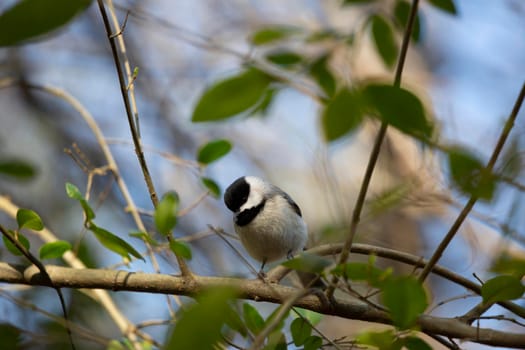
[428,0,457,15]
[197,139,232,165]
[16,209,44,231]
[166,287,238,350]
[201,177,221,198]
[394,0,421,42]
[250,26,299,45]
[332,261,391,287]
[154,192,179,235]
[290,317,311,346]
[0,159,36,180]
[309,54,336,98]
[65,182,95,221]
[2,231,30,256]
[362,84,433,139]
[294,308,323,326]
[0,324,22,349]
[89,223,144,261]
[243,303,265,334]
[169,239,192,260]
[357,330,402,350]
[266,50,303,67]
[303,335,323,350]
[481,275,525,304]
[368,182,411,216]
[491,256,525,279]
[39,241,71,259]
[129,231,159,246]
[322,88,364,142]
[370,15,398,68]
[281,253,332,274]
[249,87,279,116]
[264,330,287,350]
[343,0,379,4]
[404,336,432,350]
[381,276,427,329]
[192,68,272,122]
[0,0,92,47]
[447,147,495,200]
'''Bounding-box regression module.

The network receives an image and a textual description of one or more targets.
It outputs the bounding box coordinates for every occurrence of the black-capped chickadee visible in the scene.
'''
[224,176,308,274]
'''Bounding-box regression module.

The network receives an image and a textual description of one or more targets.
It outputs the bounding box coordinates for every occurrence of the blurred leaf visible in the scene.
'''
[290,317,312,346]
[404,336,432,350]
[357,330,402,350]
[264,330,287,350]
[2,231,30,256]
[192,68,272,122]
[249,87,279,116]
[428,0,457,15]
[129,231,159,246]
[224,304,247,337]
[282,253,332,274]
[88,223,144,261]
[201,177,221,198]
[154,192,179,235]
[106,340,126,350]
[294,308,323,326]
[362,84,433,139]
[65,182,95,221]
[394,0,421,42]
[481,275,525,304]
[0,159,36,180]
[0,0,92,46]
[447,147,495,200]
[370,15,398,68]
[0,324,22,349]
[343,0,378,4]
[169,239,192,260]
[368,182,411,216]
[266,50,303,67]
[250,26,299,45]
[322,88,364,142]
[16,208,44,231]
[381,276,427,329]
[309,54,336,98]
[243,303,265,334]
[303,335,323,350]
[332,261,391,287]
[39,240,71,259]
[498,135,522,178]
[166,287,238,350]
[197,139,232,165]
[492,255,525,278]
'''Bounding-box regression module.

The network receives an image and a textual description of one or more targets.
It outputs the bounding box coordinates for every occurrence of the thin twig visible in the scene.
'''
[418,81,525,282]
[327,0,421,299]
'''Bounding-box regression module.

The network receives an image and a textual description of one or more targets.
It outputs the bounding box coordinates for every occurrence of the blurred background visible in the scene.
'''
[0,0,524,349]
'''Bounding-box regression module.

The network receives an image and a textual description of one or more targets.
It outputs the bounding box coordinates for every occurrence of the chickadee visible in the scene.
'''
[224,176,308,274]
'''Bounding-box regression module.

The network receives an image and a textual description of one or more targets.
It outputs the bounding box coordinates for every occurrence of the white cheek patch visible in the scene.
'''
[240,189,264,212]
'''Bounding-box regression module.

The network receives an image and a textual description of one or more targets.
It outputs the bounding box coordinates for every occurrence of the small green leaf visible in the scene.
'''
[362,83,433,139]
[169,239,192,260]
[381,276,427,329]
[89,223,144,261]
[197,139,232,165]
[491,256,525,279]
[154,192,179,235]
[166,287,238,350]
[428,0,457,15]
[404,336,433,350]
[243,303,265,334]
[294,308,323,326]
[357,330,402,350]
[290,317,312,346]
[266,50,303,67]
[481,275,525,304]
[0,159,37,180]
[39,241,71,259]
[2,231,30,256]
[0,0,92,47]
[192,68,272,122]
[370,15,398,68]
[332,261,391,287]
[281,253,332,274]
[16,209,44,231]
[394,0,421,42]
[201,177,221,198]
[303,335,323,350]
[447,147,495,200]
[322,88,364,142]
[250,26,299,45]
[309,54,336,98]
[65,182,95,221]
[129,231,159,246]
[249,87,279,116]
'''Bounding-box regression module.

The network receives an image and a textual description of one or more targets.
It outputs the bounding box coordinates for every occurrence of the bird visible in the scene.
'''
[224,176,308,275]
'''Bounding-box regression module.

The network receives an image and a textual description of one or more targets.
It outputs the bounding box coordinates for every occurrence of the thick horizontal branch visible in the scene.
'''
[1,263,524,348]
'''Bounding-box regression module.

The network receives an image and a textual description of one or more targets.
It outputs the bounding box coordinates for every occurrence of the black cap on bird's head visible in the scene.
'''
[224,176,250,213]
